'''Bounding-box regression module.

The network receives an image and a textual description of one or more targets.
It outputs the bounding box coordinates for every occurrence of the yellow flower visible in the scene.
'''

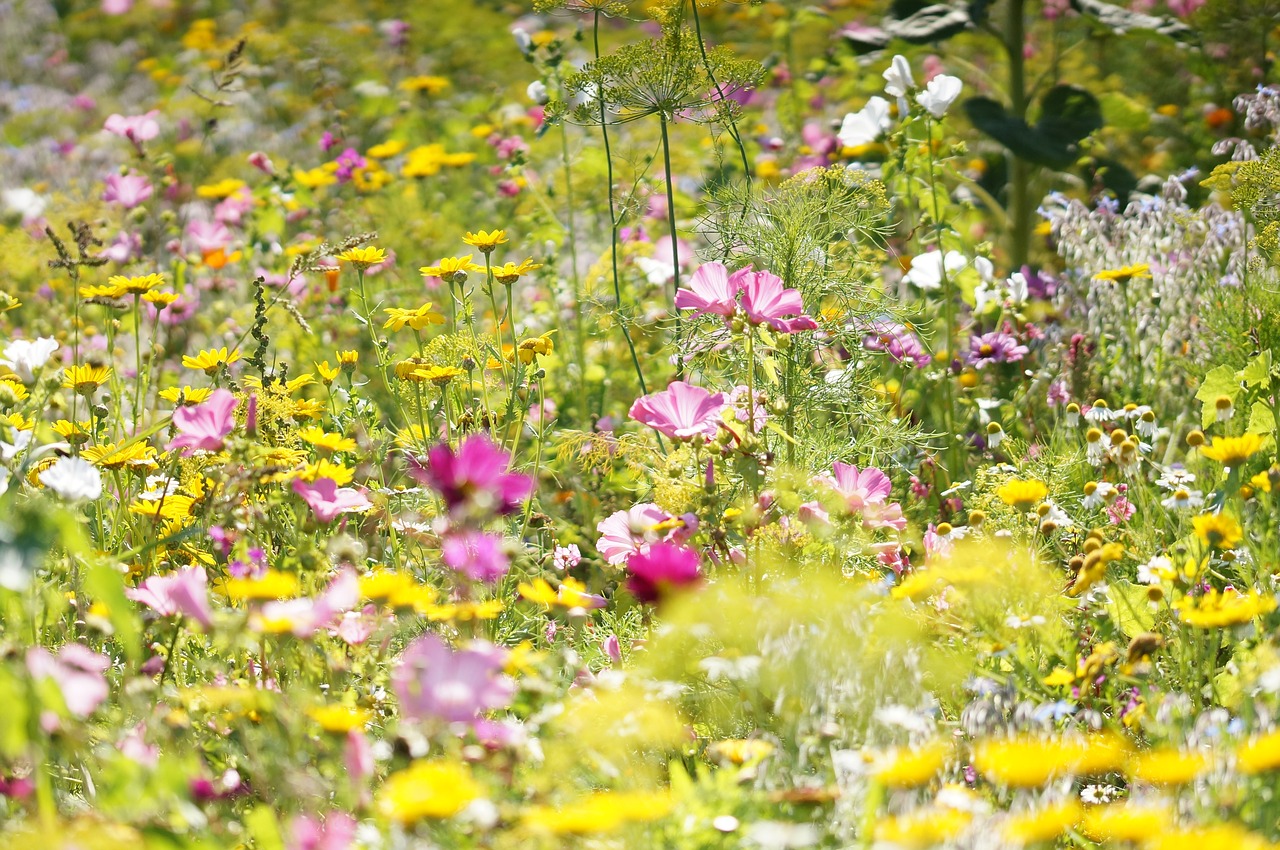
[995,478,1049,511]
[462,229,508,254]
[413,365,464,386]
[62,364,112,394]
[419,255,482,278]
[82,440,157,471]
[108,273,166,296]
[875,809,972,848]
[79,283,126,300]
[308,704,372,733]
[129,495,195,520]
[1176,587,1274,628]
[1042,667,1075,687]
[1080,804,1170,843]
[493,258,543,284]
[382,304,444,331]
[1192,513,1244,549]
[423,599,504,621]
[294,167,337,189]
[316,360,340,384]
[159,386,213,405]
[518,577,559,607]
[1093,263,1151,283]
[378,761,479,824]
[1127,748,1210,785]
[336,246,387,267]
[1003,801,1083,845]
[52,419,92,444]
[366,140,406,159]
[359,571,415,601]
[142,290,179,308]
[0,377,28,404]
[1237,729,1280,774]
[707,739,775,766]
[298,426,357,454]
[971,735,1126,787]
[224,570,299,601]
[292,398,325,420]
[0,291,21,312]
[402,144,448,178]
[183,347,240,374]
[522,791,672,835]
[1147,824,1278,850]
[399,75,449,95]
[871,741,948,789]
[337,350,359,370]
[516,331,557,364]
[243,373,315,394]
[195,178,246,199]
[1200,433,1265,466]
[1251,466,1279,493]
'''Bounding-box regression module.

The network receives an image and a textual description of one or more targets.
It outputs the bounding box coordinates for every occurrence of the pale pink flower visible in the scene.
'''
[254,568,359,638]
[102,172,153,208]
[186,219,233,254]
[126,565,214,629]
[814,461,893,512]
[26,644,110,717]
[629,380,725,441]
[392,633,514,724]
[168,388,237,455]
[293,478,373,523]
[595,503,672,565]
[288,812,356,850]
[104,110,160,147]
[674,261,748,318]
[738,270,817,333]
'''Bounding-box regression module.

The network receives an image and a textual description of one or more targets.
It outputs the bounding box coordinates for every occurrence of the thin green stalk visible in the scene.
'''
[659,113,683,379]
[555,88,589,414]
[923,115,960,484]
[689,0,752,181]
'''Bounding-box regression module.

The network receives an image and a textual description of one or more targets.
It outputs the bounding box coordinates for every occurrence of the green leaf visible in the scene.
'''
[0,668,28,758]
[1195,364,1240,428]
[85,561,143,665]
[246,805,284,850]
[1099,92,1151,132]
[1107,581,1155,636]
[1247,400,1277,436]
[1242,349,1274,388]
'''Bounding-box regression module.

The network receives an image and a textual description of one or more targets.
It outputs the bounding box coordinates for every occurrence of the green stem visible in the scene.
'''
[1005,0,1031,268]
[659,113,683,379]
[556,88,589,416]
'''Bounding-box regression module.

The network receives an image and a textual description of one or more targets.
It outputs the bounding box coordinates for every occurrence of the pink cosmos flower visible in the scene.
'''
[738,270,817,333]
[814,461,892,512]
[392,633,514,725]
[104,110,160,147]
[254,568,359,638]
[674,261,748,318]
[168,388,237,455]
[125,565,214,629]
[862,501,908,531]
[441,529,510,584]
[629,381,725,441]
[26,644,110,717]
[102,172,153,209]
[595,503,673,565]
[625,542,702,603]
[186,219,233,254]
[293,478,373,523]
[289,812,356,850]
[407,434,534,516]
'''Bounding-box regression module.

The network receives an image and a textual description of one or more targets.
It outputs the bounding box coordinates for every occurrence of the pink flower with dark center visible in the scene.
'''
[407,434,533,516]
[104,110,160,147]
[625,542,702,603]
[814,461,892,512]
[293,478,373,522]
[26,644,110,717]
[168,388,237,455]
[441,529,510,584]
[595,503,673,565]
[862,321,931,368]
[392,633,514,724]
[125,565,214,629]
[102,172,153,209]
[966,331,1029,368]
[629,381,725,441]
[674,261,748,319]
[738,270,817,333]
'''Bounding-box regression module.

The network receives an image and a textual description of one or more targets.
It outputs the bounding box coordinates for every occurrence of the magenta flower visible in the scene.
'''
[407,434,533,516]
[125,565,214,630]
[738,270,817,333]
[102,172,153,209]
[289,812,356,850]
[392,633,514,725]
[293,478,373,522]
[862,321,931,368]
[966,331,1029,368]
[104,110,160,147]
[26,644,110,718]
[625,542,702,603]
[629,381,725,441]
[814,461,892,512]
[674,261,748,318]
[441,529,510,584]
[168,388,237,455]
[595,503,673,565]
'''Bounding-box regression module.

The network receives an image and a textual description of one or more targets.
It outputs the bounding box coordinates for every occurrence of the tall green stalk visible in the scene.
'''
[659,113,683,379]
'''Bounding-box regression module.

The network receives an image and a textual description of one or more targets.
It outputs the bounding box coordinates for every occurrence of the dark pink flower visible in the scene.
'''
[392,633,514,724]
[26,644,110,717]
[406,434,533,516]
[625,542,702,603]
[125,565,214,629]
[168,388,237,455]
[966,331,1029,368]
[674,261,748,319]
[293,478,373,522]
[738,270,816,333]
[102,172,153,208]
[629,381,725,441]
[441,529,510,584]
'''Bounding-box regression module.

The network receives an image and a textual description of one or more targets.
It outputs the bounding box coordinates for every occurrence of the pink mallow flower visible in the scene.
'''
[168,388,237,455]
[104,110,160,148]
[814,461,893,512]
[625,542,702,603]
[674,261,749,319]
[629,380,725,441]
[408,433,533,516]
[293,478,373,522]
[26,644,110,717]
[102,172,153,209]
[739,270,818,333]
[595,503,674,565]
[392,633,514,725]
[125,565,214,630]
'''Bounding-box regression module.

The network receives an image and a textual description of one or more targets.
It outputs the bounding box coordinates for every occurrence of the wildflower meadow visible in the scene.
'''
[4,0,1280,847]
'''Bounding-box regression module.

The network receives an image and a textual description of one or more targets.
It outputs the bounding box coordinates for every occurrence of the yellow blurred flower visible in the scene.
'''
[995,478,1049,511]
[297,426,356,454]
[195,178,247,199]
[1127,748,1210,785]
[336,246,387,267]
[1176,588,1274,628]
[1093,264,1151,283]
[378,761,479,824]
[522,791,671,835]
[183,347,240,374]
[1192,513,1244,549]
[308,704,373,733]
[1199,433,1265,466]
[399,75,449,95]
[383,304,444,331]
[224,570,299,601]
[462,229,508,254]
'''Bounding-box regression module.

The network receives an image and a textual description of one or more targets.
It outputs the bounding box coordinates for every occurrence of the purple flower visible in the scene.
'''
[26,644,110,717]
[407,434,533,516]
[293,478,373,523]
[333,148,367,183]
[626,542,702,603]
[168,388,237,455]
[441,530,510,584]
[966,331,1029,368]
[392,633,514,724]
[862,321,931,368]
[629,381,725,441]
[125,565,214,630]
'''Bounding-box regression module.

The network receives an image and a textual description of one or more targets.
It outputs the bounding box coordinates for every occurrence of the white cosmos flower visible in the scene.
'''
[882,54,914,97]
[1007,271,1030,303]
[39,456,103,502]
[1,337,60,383]
[917,74,963,118]
[837,96,891,148]
[904,249,966,290]
[1,187,47,223]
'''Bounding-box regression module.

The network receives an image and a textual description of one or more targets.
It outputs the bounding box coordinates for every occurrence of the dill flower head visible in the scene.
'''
[995,478,1049,511]
[461,230,508,255]
[420,255,482,281]
[62,364,112,395]
[182,347,240,375]
[1199,433,1265,465]
[336,246,386,267]
[1093,263,1151,284]
[383,304,444,331]
[532,0,631,16]
[1192,512,1243,549]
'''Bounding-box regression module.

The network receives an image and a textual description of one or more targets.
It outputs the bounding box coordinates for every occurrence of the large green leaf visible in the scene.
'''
[964,86,1102,168]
